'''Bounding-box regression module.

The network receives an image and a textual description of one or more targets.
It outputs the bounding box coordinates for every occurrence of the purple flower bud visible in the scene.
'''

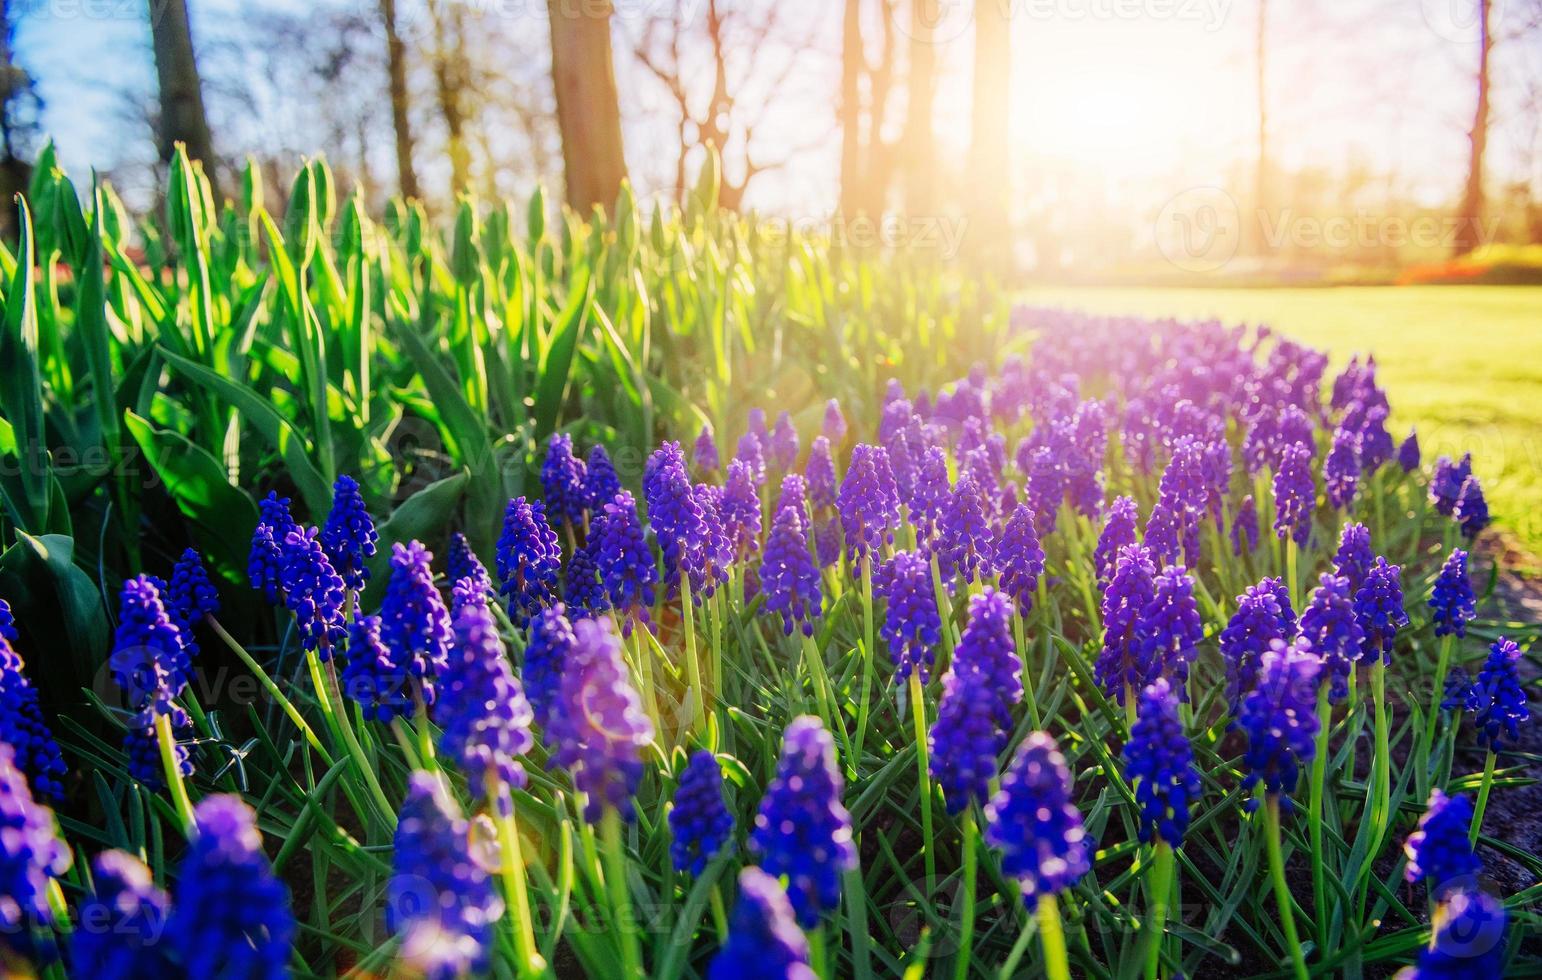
[1220,578,1297,717]
[822,399,847,444]
[496,496,561,625]
[876,550,941,683]
[985,732,1090,904]
[585,444,623,511]
[1405,887,1506,976]
[761,503,822,636]
[1231,493,1259,556]
[694,425,720,474]
[1430,548,1476,639]
[72,850,172,977]
[722,460,764,559]
[437,586,534,792]
[1124,678,1201,846]
[549,618,654,822]
[1353,557,1407,664]
[541,433,589,528]
[321,475,377,591]
[769,411,799,471]
[522,605,576,734]
[0,742,69,959]
[249,492,298,603]
[806,437,838,511]
[1299,573,1363,702]
[0,601,66,800]
[995,503,1046,616]
[1139,566,1204,696]
[1331,521,1375,594]
[1397,428,1420,473]
[1238,638,1321,808]
[1096,544,1157,705]
[281,526,349,656]
[1404,790,1480,894]
[1095,496,1140,591]
[1324,425,1360,509]
[669,750,734,874]
[708,868,814,980]
[589,491,657,630]
[1272,441,1315,547]
[837,444,900,563]
[1430,454,1472,516]
[935,471,995,588]
[1467,636,1529,753]
[749,716,857,927]
[1454,474,1490,540]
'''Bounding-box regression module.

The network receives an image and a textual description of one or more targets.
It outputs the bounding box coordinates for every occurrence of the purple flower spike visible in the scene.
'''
[321,475,378,591]
[1272,441,1315,547]
[281,526,350,657]
[1139,566,1204,696]
[996,503,1046,616]
[936,471,996,588]
[1095,544,1158,705]
[590,491,657,630]
[985,732,1090,904]
[1405,887,1507,977]
[1095,496,1140,590]
[1331,522,1375,594]
[171,795,294,979]
[837,444,900,564]
[1299,573,1363,701]
[877,550,941,684]
[167,548,219,660]
[389,773,501,980]
[111,575,190,715]
[549,617,654,822]
[1430,454,1471,516]
[522,605,576,734]
[669,750,734,875]
[446,532,492,608]
[496,496,561,625]
[563,544,609,617]
[541,433,589,528]
[708,868,814,980]
[749,716,857,927]
[823,399,847,443]
[1220,577,1296,717]
[0,601,67,800]
[1454,474,1490,540]
[0,742,69,960]
[806,437,838,511]
[378,541,453,709]
[722,459,764,559]
[436,585,535,794]
[694,425,720,474]
[1238,638,1321,809]
[769,411,799,471]
[645,442,711,590]
[1352,557,1407,664]
[735,431,766,486]
[1231,494,1259,556]
[1324,425,1360,509]
[1404,790,1480,894]
[249,491,298,603]
[953,589,1023,732]
[907,445,951,545]
[584,444,623,511]
[1397,429,1420,473]
[1124,678,1201,846]
[761,503,823,636]
[72,851,173,978]
[1467,636,1529,753]
[929,591,1020,813]
[1430,549,1476,639]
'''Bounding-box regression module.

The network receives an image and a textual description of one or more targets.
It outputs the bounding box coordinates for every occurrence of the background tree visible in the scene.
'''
[968,0,1012,268]
[547,0,628,215]
[378,0,419,200]
[147,0,218,189]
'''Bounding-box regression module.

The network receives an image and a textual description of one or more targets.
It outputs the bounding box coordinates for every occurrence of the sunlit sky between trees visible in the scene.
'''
[15,0,1542,268]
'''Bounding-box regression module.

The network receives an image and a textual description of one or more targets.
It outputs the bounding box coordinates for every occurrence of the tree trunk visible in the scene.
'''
[378,0,419,200]
[148,0,217,190]
[547,0,628,215]
[903,0,938,216]
[430,0,470,197]
[838,0,863,215]
[968,0,1012,269]
[0,0,33,230]
[1454,0,1492,256]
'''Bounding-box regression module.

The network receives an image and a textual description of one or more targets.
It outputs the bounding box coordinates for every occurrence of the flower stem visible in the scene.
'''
[1309,678,1332,953]
[1264,796,1309,980]
[1370,659,1391,854]
[490,775,545,979]
[1419,634,1454,800]
[953,810,977,980]
[681,572,705,733]
[1470,749,1496,847]
[1014,612,1040,729]
[153,710,196,831]
[601,809,643,978]
[1037,893,1072,980]
[313,650,396,824]
[854,555,876,763]
[210,616,333,764]
[1142,841,1175,980]
[908,669,936,896]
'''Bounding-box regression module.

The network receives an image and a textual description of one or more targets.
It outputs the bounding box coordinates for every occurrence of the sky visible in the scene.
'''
[13,0,1541,219]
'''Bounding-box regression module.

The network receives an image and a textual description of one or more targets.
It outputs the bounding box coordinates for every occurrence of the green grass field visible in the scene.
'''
[1021,285,1542,571]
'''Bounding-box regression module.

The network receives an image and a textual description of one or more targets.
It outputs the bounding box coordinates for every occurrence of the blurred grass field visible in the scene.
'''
[1020,285,1542,572]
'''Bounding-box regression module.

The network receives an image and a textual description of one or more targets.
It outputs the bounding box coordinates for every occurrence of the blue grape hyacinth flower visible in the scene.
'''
[708,867,815,980]
[72,850,173,978]
[1430,548,1476,639]
[1404,789,1481,896]
[984,732,1090,905]
[1124,678,1201,846]
[1238,638,1321,809]
[1467,636,1529,753]
[669,749,735,875]
[749,716,858,927]
[320,475,377,591]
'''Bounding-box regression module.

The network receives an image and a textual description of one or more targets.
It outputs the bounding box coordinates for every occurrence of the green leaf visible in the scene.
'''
[123,411,259,578]
[0,197,50,530]
[363,470,470,605]
[534,267,592,439]
[156,347,332,518]
[0,532,108,696]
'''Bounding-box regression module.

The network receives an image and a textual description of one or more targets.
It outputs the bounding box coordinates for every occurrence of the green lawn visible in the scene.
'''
[1020,285,1542,570]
